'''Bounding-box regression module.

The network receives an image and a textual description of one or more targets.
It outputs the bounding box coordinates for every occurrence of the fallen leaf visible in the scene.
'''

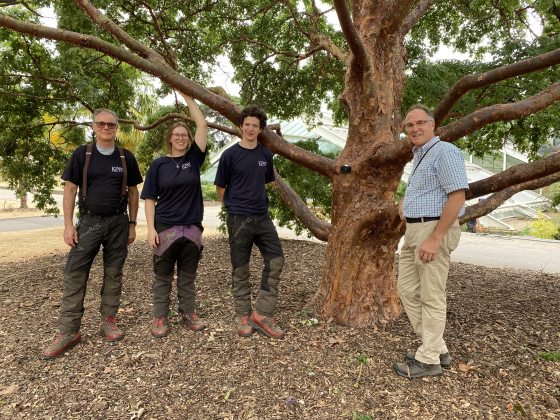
[458,363,476,373]
[0,384,18,395]
[328,336,345,346]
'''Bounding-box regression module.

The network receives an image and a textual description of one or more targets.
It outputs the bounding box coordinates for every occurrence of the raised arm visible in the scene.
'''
[178,92,208,152]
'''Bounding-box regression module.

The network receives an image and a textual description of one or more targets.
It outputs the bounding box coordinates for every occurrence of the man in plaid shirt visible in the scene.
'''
[394,105,469,379]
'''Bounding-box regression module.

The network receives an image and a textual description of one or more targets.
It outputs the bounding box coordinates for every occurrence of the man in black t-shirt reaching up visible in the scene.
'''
[42,108,143,359]
[215,105,285,339]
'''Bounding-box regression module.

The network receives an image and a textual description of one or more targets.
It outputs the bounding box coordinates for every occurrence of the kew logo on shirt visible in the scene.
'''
[258,161,267,167]
[180,162,191,170]
[112,166,123,173]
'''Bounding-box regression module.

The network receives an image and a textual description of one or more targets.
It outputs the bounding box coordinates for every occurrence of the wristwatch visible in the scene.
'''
[129,220,137,225]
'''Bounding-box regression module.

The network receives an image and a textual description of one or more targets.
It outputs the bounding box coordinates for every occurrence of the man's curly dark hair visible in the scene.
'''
[238,105,267,129]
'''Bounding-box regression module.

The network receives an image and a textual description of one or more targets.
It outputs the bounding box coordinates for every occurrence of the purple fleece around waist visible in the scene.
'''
[154,225,202,256]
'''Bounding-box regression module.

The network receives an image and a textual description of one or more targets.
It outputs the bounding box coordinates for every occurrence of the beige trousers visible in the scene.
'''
[397,220,461,364]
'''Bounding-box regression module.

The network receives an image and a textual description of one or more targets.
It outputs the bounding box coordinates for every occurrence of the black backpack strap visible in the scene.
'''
[118,147,128,198]
[81,143,93,200]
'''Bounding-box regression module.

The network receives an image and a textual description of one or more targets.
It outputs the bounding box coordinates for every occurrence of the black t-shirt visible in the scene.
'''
[214,143,274,215]
[141,142,207,226]
[62,144,143,215]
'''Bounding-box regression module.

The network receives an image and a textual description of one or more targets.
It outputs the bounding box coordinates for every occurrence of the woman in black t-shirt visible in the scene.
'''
[141,94,208,338]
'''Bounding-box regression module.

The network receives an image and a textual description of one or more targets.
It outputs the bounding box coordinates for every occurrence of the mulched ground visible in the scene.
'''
[0,235,559,419]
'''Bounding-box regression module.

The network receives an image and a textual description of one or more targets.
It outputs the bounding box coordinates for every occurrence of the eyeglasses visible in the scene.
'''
[172,134,190,139]
[404,119,433,130]
[93,121,118,129]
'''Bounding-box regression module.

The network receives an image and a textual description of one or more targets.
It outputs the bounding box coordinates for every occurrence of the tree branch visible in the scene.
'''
[235,35,322,60]
[438,82,560,143]
[0,13,239,122]
[311,33,349,63]
[333,0,367,69]
[119,112,239,135]
[283,0,348,64]
[466,151,560,199]
[434,48,560,124]
[461,171,560,223]
[0,12,335,179]
[401,0,435,35]
[272,171,331,241]
[259,129,335,178]
[73,0,169,67]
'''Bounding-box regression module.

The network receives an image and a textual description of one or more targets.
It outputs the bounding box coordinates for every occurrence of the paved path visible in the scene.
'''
[1,200,559,273]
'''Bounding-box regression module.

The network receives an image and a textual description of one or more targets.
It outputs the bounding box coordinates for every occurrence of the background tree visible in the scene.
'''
[1,0,560,326]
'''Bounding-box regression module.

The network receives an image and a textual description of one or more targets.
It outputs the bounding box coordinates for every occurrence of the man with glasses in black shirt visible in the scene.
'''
[42,108,143,359]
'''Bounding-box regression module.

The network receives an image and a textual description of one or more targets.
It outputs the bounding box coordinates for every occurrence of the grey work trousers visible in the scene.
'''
[58,214,129,333]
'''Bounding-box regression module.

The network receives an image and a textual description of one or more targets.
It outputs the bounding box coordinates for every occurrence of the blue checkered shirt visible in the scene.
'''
[403,136,469,218]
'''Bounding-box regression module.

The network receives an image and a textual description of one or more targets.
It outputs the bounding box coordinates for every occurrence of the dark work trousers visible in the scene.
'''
[152,237,201,318]
[58,214,129,333]
[226,213,284,317]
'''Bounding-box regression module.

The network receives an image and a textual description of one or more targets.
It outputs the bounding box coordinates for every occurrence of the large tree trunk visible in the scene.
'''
[311,169,405,326]
[311,29,409,326]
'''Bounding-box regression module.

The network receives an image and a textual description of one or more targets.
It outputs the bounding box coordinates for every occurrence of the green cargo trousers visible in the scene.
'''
[152,237,202,317]
[58,214,129,334]
[226,213,284,317]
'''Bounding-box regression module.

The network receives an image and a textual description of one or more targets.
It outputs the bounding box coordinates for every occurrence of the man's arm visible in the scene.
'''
[63,181,78,247]
[418,189,465,263]
[398,199,405,221]
[127,185,139,244]
[216,186,225,204]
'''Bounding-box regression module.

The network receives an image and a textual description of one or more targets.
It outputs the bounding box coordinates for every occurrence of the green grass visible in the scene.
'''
[539,351,560,362]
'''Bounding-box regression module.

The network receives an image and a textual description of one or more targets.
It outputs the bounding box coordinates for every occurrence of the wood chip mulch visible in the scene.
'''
[0,236,558,419]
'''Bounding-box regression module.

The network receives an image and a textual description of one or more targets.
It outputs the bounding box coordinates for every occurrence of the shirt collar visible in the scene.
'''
[413,136,439,156]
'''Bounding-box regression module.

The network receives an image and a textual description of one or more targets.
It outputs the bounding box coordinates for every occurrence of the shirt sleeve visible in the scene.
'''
[140,162,158,200]
[61,146,84,185]
[214,152,229,188]
[265,149,275,184]
[190,142,207,167]
[125,150,143,186]
[437,146,469,194]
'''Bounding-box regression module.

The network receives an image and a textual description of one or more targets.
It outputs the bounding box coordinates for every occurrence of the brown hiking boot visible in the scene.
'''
[182,312,207,332]
[151,317,169,338]
[248,312,285,339]
[42,332,81,359]
[100,316,124,341]
[237,315,254,337]
[405,351,452,368]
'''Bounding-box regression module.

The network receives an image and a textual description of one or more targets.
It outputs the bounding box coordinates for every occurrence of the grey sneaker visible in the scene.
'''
[100,316,124,341]
[182,312,207,332]
[405,351,452,368]
[151,317,169,338]
[42,332,81,359]
[394,359,443,379]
